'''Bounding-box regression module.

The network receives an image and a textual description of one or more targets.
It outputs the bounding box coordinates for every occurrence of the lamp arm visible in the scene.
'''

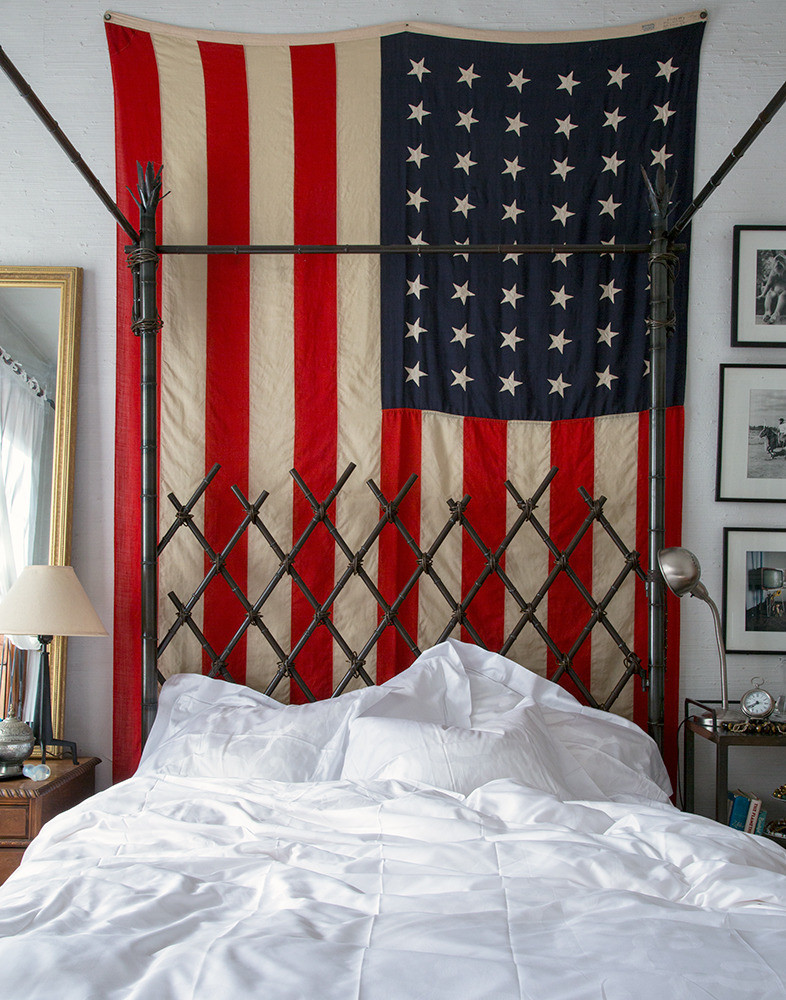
[691,583,729,712]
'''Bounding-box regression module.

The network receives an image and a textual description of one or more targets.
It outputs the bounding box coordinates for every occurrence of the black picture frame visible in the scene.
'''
[716,363,786,502]
[731,225,786,347]
[723,527,786,654]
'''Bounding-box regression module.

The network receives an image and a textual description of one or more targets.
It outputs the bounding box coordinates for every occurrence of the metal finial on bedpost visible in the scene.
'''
[130,162,163,749]
[643,165,675,753]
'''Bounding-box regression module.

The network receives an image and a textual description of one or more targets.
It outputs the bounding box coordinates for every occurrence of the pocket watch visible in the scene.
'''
[740,678,776,720]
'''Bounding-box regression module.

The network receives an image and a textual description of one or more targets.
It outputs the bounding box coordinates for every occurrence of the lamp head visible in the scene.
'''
[657,546,703,599]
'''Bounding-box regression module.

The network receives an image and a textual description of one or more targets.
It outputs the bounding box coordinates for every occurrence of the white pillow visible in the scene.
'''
[137,648,472,783]
[451,639,672,801]
[341,696,601,799]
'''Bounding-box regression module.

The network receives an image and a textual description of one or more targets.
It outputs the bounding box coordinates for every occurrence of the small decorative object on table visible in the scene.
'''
[765,819,786,842]
[722,678,786,734]
[763,786,786,846]
[723,718,786,735]
[0,712,35,779]
[740,678,776,720]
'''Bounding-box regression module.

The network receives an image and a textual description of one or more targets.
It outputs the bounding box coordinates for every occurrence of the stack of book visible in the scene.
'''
[727,789,767,834]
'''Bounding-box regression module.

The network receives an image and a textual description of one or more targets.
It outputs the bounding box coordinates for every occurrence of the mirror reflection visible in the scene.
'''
[0,267,82,746]
[0,285,60,574]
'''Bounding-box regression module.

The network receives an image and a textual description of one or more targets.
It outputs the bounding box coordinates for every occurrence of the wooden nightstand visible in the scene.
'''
[0,756,100,884]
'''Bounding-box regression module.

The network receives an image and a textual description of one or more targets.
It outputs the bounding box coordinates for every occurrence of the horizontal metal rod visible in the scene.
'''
[151,241,662,257]
[0,43,140,243]
[669,77,786,238]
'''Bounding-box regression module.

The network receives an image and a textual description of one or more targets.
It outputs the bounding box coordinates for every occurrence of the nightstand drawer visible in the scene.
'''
[0,850,25,882]
[0,806,28,840]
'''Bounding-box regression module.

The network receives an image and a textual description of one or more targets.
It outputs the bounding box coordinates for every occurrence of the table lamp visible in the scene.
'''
[0,565,107,767]
[657,546,738,728]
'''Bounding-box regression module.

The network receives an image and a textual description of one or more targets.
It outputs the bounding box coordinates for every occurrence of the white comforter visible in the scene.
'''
[0,773,785,999]
[0,641,784,999]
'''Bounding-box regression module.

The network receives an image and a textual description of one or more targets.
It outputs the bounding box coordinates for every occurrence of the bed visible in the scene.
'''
[1,639,785,999]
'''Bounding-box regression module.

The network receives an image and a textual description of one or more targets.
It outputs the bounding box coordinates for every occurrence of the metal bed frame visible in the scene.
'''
[2,40,784,757]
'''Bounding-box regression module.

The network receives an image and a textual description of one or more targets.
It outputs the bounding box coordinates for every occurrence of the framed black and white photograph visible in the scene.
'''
[731,225,786,347]
[716,363,786,501]
[723,527,786,653]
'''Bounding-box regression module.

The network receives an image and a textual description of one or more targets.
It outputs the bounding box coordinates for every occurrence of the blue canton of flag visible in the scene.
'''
[380,22,704,421]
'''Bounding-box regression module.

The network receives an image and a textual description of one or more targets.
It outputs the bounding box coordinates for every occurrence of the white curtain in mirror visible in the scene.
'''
[0,357,53,718]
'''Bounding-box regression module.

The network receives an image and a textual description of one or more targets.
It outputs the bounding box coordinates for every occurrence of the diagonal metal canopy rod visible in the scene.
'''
[669,78,786,239]
[0,42,140,244]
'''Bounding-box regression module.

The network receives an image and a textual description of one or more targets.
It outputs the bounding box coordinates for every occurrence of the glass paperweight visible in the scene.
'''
[22,763,50,781]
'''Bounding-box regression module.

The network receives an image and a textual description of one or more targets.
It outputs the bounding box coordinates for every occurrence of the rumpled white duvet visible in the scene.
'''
[0,641,784,1000]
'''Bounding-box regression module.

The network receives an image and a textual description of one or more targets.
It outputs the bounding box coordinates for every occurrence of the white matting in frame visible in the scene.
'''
[732,225,786,347]
[723,527,786,654]
[716,363,786,502]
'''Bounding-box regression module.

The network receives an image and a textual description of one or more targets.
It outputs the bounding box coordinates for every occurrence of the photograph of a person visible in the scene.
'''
[724,527,786,653]
[757,249,786,325]
[732,226,786,347]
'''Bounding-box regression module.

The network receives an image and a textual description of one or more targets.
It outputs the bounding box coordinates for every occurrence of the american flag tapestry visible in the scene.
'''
[107,11,705,781]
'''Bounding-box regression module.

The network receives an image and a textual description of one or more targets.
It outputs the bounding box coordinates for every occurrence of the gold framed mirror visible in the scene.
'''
[0,266,82,743]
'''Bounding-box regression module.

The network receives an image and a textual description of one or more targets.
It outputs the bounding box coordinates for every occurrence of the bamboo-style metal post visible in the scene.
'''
[644,166,674,751]
[131,164,163,748]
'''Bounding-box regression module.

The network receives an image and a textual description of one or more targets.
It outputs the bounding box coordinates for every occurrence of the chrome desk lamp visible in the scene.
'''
[658,547,738,728]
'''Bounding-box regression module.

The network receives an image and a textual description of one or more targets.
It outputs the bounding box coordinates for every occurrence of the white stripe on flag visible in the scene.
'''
[592,412,639,718]
[247,43,296,697]
[155,33,208,677]
[418,410,464,647]
[334,37,383,689]
[504,419,552,677]
[420,410,464,649]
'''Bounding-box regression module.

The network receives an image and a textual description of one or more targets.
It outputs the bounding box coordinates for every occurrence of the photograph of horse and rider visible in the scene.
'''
[749,387,786,477]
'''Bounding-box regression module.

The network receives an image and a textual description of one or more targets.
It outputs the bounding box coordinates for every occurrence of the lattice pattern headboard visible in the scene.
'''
[157,462,647,715]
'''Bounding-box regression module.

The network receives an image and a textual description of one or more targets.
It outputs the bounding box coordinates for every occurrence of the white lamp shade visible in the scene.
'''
[0,566,107,638]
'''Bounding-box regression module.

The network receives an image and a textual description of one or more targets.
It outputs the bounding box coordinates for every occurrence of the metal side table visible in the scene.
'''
[683,699,786,823]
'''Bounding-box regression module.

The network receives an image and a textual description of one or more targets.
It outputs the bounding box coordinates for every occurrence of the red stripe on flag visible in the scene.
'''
[377,408,422,683]
[462,417,507,649]
[106,22,162,783]
[290,44,338,700]
[198,41,251,684]
[548,417,595,697]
